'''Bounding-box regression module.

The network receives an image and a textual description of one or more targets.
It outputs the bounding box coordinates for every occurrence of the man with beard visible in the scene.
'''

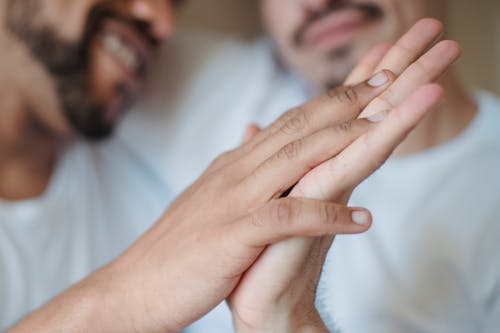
[122,0,500,332]
[0,0,461,332]
[0,0,178,328]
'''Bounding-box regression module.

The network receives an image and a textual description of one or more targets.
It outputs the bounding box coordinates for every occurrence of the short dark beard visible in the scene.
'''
[5,0,116,140]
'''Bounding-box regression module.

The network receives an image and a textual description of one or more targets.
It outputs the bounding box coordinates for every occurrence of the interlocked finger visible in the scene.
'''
[294,84,444,200]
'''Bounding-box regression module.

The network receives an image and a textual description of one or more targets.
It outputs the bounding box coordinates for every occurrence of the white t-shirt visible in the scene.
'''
[122,33,500,332]
[321,91,500,332]
[0,139,170,330]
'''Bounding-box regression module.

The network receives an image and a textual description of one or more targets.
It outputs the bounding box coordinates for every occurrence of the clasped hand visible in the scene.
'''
[10,18,460,333]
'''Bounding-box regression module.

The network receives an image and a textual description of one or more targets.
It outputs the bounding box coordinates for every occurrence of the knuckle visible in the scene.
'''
[394,42,413,58]
[334,120,354,134]
[204,174,229,195]
[414,58,433,79]
[267,109,295,135]
[335,85,359,104]
[322,204,340,226]
[279,107,298,122]
[250,212,265,228]
[280,108,309,135]
[277,139,303,161]
[274,199,297,225]
[210,150,234,170]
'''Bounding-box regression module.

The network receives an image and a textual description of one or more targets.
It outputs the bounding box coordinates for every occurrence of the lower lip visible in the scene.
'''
[304,9,377,51]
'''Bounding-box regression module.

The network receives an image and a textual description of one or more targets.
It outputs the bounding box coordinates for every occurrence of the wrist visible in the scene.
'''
[8,269,137,333]
[87,260,180,333]
[233,307,328,333]
[76,268,138,333]
[291,308,329,333]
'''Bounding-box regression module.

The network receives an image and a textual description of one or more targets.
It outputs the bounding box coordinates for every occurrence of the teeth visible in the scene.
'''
[102,33,121,53]
[117,47,137,69]
[101,32,139,72]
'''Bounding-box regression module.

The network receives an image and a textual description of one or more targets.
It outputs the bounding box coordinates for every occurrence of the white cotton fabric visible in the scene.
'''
[121,32,500,333]
[0,139,170,330]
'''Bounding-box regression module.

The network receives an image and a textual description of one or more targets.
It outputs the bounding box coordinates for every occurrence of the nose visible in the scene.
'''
[128,0,176,43]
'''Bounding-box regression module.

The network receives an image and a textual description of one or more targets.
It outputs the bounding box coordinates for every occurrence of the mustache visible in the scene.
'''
[293,1,384,48]
[88,6,160,47]
[46,4,158,76]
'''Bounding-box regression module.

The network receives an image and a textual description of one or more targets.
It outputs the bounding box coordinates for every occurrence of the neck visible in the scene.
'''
[392,72,477,157]
[0,103,66,201]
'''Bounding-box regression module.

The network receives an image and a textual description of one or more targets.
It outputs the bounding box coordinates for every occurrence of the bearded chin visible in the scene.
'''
[35,34,115,141]
[57,71,114,141]
[6,0,117,141]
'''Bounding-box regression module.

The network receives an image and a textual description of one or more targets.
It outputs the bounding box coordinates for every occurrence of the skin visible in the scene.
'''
[0,0,176,200]
[229,0,478,330]
[230,20,462,332]
[9,56,445,333]
[261,0,476,156]
[0,1,457,332]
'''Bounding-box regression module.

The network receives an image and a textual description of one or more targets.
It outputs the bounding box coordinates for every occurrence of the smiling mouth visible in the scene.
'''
[98,18,153,80]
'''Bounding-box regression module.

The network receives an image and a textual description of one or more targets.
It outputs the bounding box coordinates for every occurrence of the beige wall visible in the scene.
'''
[178,0,500,94]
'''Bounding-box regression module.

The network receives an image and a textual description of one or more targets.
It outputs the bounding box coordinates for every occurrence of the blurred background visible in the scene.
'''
[178,0,500,94]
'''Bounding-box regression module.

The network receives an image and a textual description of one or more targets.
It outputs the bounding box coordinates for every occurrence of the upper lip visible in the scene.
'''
[298,2,381,48]
[303,9,369,47]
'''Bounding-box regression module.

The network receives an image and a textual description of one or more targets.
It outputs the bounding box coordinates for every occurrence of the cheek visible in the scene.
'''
[262,0,301,47]
[364,0,411,41]
[42,0,101,40]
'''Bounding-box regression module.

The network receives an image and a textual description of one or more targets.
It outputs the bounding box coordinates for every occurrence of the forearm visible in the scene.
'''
[8,281,119,333]
[8,270,141,333]
[7,265,176,333]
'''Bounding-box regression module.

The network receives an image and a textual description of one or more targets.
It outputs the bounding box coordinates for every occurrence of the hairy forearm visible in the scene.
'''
[6,263,169,333]
[9,285,108,332]
[7,276,134,333]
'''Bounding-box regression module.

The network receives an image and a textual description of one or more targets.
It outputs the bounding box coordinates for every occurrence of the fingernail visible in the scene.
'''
[367,71,389,87]
[366,110,388,123]
[352,210,371,226]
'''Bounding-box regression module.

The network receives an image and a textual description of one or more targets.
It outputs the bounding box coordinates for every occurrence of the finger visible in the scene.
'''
[237,71,396,171]
[344,43,392,85]
[241,116,383,200]
[373,18,444,76]
[242,124,262,144]
[295,84,444,200]
[359,40,461,118]
[234,198,372,247]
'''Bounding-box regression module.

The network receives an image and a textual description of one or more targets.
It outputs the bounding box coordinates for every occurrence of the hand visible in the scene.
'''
[229,18,461,333]
[9,59,397,333]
